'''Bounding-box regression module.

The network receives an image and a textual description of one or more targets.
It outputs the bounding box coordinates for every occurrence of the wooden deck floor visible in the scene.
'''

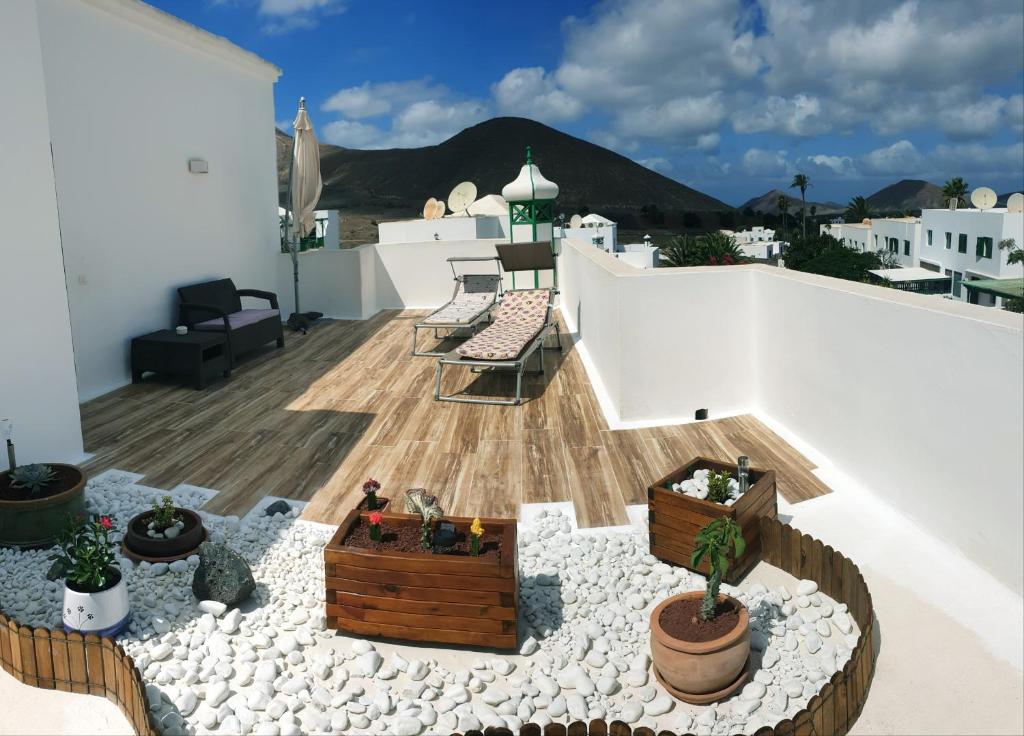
[81,311,830,527]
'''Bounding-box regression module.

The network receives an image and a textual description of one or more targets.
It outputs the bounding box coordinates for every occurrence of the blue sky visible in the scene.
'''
[153,0,1023,206]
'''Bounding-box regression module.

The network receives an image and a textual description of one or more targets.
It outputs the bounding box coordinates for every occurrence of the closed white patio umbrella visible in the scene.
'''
[285,97,322,314]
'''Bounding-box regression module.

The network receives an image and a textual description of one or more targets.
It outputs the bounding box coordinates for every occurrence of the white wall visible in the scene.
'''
[559,239,1024,592]
[36,0,281,401]
[755,268,1024,592]
[919,209,1024,283]
[378,216,505,244]
[0,0,84,464]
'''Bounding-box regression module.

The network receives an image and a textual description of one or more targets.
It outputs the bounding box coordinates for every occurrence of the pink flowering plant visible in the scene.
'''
[47,514,120,592]
[362,478,382,510]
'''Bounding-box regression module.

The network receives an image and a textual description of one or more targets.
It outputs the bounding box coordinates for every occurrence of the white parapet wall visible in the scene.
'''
[378,216,506,244]
[559,238,1024,593]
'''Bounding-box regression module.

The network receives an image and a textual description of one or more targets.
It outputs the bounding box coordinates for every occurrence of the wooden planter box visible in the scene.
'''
[324,510,518,649]
[648,457,776,584]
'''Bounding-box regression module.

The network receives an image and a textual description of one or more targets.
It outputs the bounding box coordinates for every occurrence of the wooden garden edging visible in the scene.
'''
[451,517,877,736]
[0,608,156,736]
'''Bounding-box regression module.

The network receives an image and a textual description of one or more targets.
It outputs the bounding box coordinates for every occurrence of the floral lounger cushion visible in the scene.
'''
[421,292,496,325]
[455,289,550,361]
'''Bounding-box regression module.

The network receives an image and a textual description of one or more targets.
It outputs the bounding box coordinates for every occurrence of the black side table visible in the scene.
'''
[131,330,230,390]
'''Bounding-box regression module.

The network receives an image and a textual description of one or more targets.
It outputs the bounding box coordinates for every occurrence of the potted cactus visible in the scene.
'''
[356,478,389,511]
[48,514,130,636]
[649,517,750,704]
[123,495,205,561]
[403,488,443,550]
[0,461,87,548]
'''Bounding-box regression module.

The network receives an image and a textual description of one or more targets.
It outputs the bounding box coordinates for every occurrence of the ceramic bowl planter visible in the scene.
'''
[650,590,750,704]
[123,507,206,562]
[0,464,87,548]
[62,567,131,637]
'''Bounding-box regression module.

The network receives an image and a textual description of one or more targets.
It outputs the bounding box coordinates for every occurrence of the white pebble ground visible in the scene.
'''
[0,472,859,736]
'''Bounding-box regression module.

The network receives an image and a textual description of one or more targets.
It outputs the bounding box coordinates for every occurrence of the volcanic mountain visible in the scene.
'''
[276,117,731,216]
[866,179,944,212]
[739,189,844,215]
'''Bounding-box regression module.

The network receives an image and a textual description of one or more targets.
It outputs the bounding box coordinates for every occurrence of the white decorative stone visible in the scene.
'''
[796,580,818,596]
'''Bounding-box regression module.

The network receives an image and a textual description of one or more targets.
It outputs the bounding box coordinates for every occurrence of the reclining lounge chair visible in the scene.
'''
[434,242,558,406]
[411,257,502,357]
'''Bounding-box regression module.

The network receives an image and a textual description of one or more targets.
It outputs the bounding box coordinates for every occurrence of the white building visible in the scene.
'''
[918,206,1023,304]
[723,226,787,260]
[822,221,872,253]
[279,207,340,249]
[869,216,921,268]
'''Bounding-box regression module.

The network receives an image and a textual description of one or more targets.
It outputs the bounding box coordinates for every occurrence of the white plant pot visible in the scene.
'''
[62,569,130,636]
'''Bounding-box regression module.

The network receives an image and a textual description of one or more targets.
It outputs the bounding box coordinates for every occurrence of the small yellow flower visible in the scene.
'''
[470,518,484,537]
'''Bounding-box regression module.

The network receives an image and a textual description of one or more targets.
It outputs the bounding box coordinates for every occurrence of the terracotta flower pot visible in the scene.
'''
[650,590,750,704]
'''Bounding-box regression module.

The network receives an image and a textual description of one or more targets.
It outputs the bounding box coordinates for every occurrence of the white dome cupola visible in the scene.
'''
[501,146,559,202]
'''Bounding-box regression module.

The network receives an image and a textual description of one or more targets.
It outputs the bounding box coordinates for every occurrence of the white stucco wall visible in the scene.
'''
[378,216,505,244]
[919,209,1024,283]
[0,0,84,464]
[754,268,1024,592]
[36,0,281,401]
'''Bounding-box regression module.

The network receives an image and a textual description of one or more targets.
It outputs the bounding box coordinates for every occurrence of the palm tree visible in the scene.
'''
[777,195,789,240]
[790,173,810,239]
[845,195,871,223]
[942,177,969,207]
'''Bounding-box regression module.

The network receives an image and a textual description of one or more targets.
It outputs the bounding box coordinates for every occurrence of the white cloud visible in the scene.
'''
[732,94,829,136]
[258,0,343,34]
[937,96,1009,140]
[1008,95,1024,132]
[860,140,924,176]
[742,148,794,177]
[803,154,858,179]
[615,94,726,139]
[695,133,720,152]
[636,157,673,173]
[492,67,584,123]
[319,119,386,148]
[322,79,449,119]
[930,142,1024,179]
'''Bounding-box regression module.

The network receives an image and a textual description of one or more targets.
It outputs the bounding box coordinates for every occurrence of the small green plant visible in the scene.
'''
[691,517,746,621]
[469,518,484,557]
[404,488,443,550]
[48,515,118,592]
[706,470,732,504]
[149,495,179,532]
[9,463,56,496]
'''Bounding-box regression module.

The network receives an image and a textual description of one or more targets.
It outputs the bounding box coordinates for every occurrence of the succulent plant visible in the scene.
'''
[9,463,56,496]
[404,489,443,549]
[706,470,733,504]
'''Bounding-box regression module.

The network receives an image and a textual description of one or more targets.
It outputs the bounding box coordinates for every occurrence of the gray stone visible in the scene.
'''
[264,500,292,517]
[191,543,255,607]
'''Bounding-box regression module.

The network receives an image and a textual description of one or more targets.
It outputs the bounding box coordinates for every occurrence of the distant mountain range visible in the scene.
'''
[866,179,944,211]
[739,189,844,216]
[276,117,731,216]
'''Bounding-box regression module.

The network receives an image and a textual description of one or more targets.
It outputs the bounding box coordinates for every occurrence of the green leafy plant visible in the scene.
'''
[941,176,969,207]
[9,463,57,496]
[48,515,118,593]
[691,517,746,621]
[659,232,749,267]
[404,489,443,550]
[706,470,732,504]
[149,495,179,532]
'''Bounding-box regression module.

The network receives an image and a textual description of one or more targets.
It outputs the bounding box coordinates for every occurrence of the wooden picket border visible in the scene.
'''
[0,609,156,736]
[451,518,877,736]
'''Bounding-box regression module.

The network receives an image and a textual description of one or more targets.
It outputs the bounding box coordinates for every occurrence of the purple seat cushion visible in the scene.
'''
[195,309,280,330]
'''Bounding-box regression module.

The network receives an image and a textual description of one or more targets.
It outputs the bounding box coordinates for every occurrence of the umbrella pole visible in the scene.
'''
[285,141,300,315]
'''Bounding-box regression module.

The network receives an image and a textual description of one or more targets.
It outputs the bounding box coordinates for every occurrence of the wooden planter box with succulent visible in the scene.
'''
[0,461,87,548]
[648,456,776,584]
[123,495,207,562]
[324,490,518,649]
[354,477,390,512]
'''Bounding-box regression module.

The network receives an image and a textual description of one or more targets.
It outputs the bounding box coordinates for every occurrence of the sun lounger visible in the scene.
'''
[434,242,559,405]
[411,257,502,357]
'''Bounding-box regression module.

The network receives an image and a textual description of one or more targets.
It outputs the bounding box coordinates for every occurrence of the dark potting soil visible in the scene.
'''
[343,517,502,559]
[65,567,122,594]
[0,465,81,502]
[659,596,742,643]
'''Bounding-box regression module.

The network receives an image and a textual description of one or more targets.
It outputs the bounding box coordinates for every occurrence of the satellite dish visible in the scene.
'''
[433,199,446,219]
[447,182,477,216]
[971,187,997,210]
[1007,193,1024,213]
[569,214,583,229]
[422,197,438,220]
